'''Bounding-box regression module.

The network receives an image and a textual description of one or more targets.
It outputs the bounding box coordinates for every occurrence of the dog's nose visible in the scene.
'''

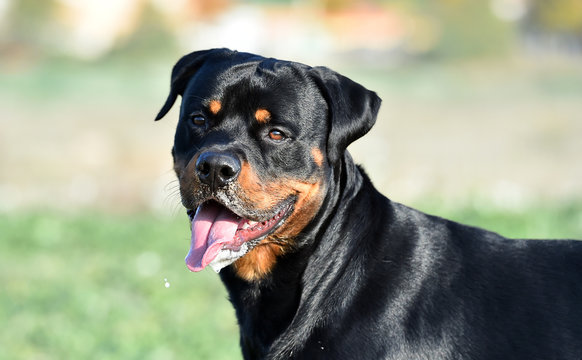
[195,151,241,189]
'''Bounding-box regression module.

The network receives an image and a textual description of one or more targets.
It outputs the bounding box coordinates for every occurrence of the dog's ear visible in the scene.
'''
[310,67,381,164]
[155,48,231,121]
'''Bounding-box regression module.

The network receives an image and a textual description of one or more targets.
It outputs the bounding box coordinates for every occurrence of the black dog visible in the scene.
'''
[156,48,582,359]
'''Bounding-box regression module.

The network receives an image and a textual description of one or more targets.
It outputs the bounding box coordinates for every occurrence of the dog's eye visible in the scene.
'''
[268,129,286,141]
[189,113,206,126]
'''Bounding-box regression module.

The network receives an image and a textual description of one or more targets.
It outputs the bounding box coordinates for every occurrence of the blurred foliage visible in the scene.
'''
[107,3,178,62]
[527,0,582,32]
[402,0,514,59]
[4,0,57,44]
[1,0,581,63]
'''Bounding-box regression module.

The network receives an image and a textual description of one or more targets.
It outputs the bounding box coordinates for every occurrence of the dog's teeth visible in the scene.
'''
[242,220,257,230]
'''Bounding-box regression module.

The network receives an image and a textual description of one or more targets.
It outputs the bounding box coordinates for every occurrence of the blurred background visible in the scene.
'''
[1,0,581,359]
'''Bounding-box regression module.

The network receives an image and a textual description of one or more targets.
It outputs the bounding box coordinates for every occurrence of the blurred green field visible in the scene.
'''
[0,211,240,360]
[2,204,581,360]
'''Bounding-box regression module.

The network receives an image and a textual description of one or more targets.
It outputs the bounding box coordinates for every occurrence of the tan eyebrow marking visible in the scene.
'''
[208,100,222,115]
[255,108,271,124]
[311,148,324,167]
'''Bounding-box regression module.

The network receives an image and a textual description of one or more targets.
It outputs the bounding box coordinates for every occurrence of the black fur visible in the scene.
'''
[157,48,582,360]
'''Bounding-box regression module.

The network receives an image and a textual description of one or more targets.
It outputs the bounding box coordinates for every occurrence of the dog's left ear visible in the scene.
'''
[155,48,232,121]
[310,67,381,164]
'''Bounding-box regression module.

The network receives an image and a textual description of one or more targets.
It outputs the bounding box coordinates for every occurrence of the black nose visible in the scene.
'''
[195,151,241,190]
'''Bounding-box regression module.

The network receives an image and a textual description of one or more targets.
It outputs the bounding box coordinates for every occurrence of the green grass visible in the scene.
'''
[414,199,582,240]
[0,211,239,360]
[1,204,581,359]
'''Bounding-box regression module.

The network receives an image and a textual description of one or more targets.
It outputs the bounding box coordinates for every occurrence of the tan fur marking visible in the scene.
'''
[238,162,283,210]
[311,148,324,167]
[234,161,325,281]
[209,100,222,114]
[233,242,285,281]
[255,108,271,124]
[274,180,322,239]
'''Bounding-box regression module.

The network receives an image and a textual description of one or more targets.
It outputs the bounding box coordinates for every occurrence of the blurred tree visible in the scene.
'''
[396,0,515,59]
[320,0,357,11]
[521,0,582,53]
[1,0,59,56]
[527,0,582,33]
[107,3,178,62]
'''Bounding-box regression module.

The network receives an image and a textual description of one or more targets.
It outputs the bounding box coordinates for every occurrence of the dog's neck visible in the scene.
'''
[219,152,385,357]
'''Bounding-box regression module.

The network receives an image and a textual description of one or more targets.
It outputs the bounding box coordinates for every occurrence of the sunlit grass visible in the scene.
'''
[414,198,582,240]
[0,211,239,360]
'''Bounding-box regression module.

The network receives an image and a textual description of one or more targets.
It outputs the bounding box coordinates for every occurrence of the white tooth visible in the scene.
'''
[248,220,258,227]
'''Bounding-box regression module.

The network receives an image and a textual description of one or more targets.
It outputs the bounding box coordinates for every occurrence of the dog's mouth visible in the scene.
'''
[185,199,294,273]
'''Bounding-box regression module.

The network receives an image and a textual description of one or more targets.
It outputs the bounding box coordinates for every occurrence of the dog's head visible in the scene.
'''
[156,48,380,281]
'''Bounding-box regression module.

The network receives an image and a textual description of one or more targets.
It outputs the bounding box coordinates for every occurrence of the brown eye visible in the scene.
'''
[268,129,285,141]
[190,113,206,126]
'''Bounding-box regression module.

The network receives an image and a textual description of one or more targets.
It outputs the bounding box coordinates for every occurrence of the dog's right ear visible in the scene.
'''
[155,48,231,121]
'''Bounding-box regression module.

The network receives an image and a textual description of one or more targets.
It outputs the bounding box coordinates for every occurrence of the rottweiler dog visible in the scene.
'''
[156,48,582,360]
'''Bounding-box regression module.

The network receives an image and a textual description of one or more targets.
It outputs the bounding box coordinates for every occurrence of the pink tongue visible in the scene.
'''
[185,202,243,272]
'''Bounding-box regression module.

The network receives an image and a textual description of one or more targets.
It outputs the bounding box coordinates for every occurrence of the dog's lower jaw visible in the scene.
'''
[207,242,250,273]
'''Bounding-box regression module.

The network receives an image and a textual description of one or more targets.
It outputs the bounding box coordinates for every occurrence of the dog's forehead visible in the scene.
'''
[183,57,326,126]
[186,58,312,100]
